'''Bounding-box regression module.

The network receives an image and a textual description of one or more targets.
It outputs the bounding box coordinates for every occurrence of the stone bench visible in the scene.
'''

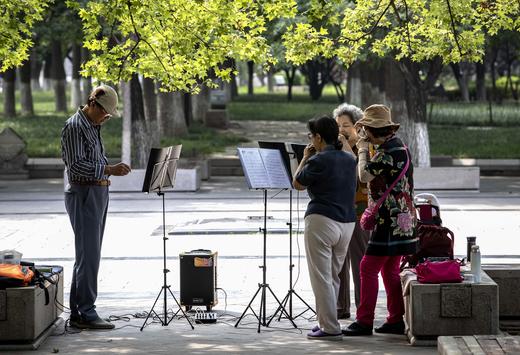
[438,335,520,354]
[401,269,498,346]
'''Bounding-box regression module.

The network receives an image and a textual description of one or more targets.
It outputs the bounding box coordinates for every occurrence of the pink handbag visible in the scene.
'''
[360,147,410,231]
[415,260,462,284]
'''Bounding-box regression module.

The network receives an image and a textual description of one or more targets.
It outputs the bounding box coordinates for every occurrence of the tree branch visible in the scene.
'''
[445,0,464,57]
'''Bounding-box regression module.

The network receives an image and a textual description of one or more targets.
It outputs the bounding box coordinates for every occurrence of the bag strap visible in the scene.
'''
[373,145,410,210]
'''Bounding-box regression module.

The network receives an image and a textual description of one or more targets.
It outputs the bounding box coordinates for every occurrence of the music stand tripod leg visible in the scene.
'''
[166,286,194,329]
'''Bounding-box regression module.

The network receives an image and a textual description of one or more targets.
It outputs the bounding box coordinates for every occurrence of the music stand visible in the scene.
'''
[234,147,297,332]
[140,145,194,331]
[257,142,316,323]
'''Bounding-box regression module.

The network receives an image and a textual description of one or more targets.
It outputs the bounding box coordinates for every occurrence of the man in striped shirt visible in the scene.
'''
[61,85,130,329]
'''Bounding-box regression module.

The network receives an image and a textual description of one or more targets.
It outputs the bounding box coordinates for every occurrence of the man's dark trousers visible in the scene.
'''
[65,184,109,321]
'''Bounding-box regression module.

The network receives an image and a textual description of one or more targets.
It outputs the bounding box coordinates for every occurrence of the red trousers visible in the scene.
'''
[355,255,404,326]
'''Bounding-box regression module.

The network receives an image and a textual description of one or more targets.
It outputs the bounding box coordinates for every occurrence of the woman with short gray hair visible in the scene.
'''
[333,103,371,321]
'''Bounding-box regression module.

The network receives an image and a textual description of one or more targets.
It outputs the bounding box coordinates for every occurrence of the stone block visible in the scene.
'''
[483,264,520,318]
[0,269,63,342]
[63,167,201,192]
[204,109,229,129]
[402,270,498,346]
[0,128,28,180]
[414,167,480,190]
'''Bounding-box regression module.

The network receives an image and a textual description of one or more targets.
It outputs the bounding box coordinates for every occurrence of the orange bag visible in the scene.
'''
[0,264,35,287]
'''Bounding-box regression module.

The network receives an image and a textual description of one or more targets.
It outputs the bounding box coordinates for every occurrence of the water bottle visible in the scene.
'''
[467,236,476,262]
[470,245,481,283]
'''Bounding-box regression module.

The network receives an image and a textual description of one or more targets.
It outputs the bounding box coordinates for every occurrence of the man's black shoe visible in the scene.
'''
[342,321,373,336]
[374,320,405,334]
[70,316,115,330]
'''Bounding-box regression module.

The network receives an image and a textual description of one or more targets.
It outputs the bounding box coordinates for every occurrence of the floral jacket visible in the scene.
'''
[365,136,418,256]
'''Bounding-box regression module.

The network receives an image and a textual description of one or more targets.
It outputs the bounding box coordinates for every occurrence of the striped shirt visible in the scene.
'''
[61,108,109,182]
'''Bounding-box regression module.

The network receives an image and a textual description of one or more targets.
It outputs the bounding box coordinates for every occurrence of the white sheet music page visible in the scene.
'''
[259,149,292,189]
[237,148,270,189]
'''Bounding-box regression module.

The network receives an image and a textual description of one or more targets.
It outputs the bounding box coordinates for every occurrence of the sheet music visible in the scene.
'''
[238,148,270,189]
[259,149,292,189]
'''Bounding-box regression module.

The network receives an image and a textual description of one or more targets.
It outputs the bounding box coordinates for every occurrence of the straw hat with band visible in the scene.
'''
[354,104,400,130]
[89,85,119,117]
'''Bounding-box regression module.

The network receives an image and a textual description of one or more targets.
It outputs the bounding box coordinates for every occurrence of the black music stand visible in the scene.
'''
[234,147,297,332]
[140,145,194,331]
[257,142,316,323]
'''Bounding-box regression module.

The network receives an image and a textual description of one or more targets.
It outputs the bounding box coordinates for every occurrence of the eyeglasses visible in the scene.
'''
[307,132,313,140]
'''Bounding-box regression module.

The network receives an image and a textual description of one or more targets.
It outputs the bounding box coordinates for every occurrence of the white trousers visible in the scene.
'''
[304,214,355,334]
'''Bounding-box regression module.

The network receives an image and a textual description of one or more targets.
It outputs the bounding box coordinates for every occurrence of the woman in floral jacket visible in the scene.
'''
[343,104,418,337]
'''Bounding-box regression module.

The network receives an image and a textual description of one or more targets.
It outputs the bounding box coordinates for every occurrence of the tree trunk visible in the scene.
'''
[247,61,254,95]
[304,60,327,101]
[360,61,386,108]
[450,63,470,102]
[30,50,42,91]
[267,68,275,93]
[70,43,82,109]
[142,77,159,147]
[284,66,296,101]
[50,40,67,112]
[43,52,51,90]
[396,59,443,168]
[121,81,132,165]
[81,46,92,99]
[159,90,188,137]
[475,61,486,101]
[128,74,150,168]
[191,85,210,124]
[19,59,34,116]
[183,92,192,127]
[346,62,362,107]
[3,68,16,117]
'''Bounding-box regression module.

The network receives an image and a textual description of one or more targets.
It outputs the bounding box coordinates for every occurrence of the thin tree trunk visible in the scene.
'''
[43,52,51,91]
[3,68,16,117]
[50,40,67,112]
[247,61,254,95]
[20,59,34,116]
[450,63,470,102]
[475,61,486,101]
[129,74,150,168]
[70,43,82,109]
[284,66,296,101]
[347,62,362,107]
[191,85,210,124]
[159,90,187,137]
[142,77,159,147]
[183,92,192,127]
[30,50,42,91]
[80,46,92,99]
[267,68,275,93]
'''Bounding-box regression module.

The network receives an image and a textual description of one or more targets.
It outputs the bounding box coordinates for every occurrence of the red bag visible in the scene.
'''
[415,260,462,284]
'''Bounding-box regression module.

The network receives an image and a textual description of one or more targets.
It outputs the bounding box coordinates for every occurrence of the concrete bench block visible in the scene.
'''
[0,270,63,343]
[438,335,520,355]
[483,264,520,318]
[414,167,480,190]
[63,167,201,192]
[402,270,498,346]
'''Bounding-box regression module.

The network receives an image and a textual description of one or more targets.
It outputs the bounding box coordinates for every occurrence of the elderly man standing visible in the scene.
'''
[61,85,131,329]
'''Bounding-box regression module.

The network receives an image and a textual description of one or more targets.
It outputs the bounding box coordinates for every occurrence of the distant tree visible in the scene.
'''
[282,0,520,166]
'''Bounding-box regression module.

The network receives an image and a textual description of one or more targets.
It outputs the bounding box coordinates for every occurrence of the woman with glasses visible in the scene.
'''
[293,115,357,341]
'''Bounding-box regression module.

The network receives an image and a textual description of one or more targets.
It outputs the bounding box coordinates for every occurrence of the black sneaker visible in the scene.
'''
[70,316,115,330]
[374,320,405,334]
[342,321,373,336]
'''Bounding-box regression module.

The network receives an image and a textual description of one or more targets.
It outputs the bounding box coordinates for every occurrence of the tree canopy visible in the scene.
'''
[0,0,52,71]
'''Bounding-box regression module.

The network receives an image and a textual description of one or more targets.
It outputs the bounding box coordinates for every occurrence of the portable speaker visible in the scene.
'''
[179,250,218,309]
